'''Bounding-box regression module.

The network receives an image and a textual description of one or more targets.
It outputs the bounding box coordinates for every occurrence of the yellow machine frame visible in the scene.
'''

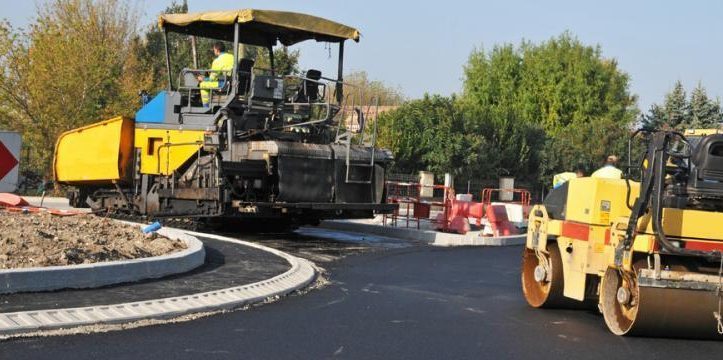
[134,127,205,176]
[524,176,723,338]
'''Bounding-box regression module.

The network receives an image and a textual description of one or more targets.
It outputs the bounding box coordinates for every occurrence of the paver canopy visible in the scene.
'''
[159,9,361,46]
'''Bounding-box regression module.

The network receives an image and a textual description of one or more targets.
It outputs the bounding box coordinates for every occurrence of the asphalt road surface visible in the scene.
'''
[2,241,722,359]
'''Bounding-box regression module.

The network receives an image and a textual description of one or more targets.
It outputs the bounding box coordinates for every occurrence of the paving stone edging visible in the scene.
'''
[0,227,205,294]
[318,220,526,246]
[0,229,316,337]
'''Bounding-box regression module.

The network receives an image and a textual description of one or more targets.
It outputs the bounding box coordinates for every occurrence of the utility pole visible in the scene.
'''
[188,0,198,68]
[191,36,198,69]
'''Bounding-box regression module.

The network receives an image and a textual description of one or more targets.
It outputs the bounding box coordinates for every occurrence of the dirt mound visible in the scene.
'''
[0,211,187,269]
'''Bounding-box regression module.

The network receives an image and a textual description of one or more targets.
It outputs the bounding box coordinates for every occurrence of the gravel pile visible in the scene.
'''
[0,211,187,269]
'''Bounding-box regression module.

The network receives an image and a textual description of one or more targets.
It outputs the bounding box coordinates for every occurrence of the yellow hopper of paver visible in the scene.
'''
[54,116,134,184]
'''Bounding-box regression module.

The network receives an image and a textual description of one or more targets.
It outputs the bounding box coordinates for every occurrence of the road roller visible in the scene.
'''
[522,129,723,338]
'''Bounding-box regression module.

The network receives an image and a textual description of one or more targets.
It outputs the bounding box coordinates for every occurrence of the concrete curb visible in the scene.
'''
[431,234,526,247]
[0,229,316,337]
[319,220,526,247]
[0,227,205,294]
[319,221,440,243]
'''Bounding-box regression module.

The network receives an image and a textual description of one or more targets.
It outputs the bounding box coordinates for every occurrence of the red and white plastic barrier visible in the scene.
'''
[0,193,85,216]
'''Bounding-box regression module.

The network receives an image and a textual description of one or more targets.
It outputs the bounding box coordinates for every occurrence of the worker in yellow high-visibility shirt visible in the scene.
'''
[591,155,623,179]
[552,164,586,189]
[196,42,235,107]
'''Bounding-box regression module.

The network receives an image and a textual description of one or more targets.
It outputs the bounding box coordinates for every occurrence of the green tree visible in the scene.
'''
[460,33,637,184]
[663,80,690,130]
[377,95,466,176]
[378,33,637,187]
[378,32,637,187]
[339,71,405,106]
[0,0,149,174]
[460,44,544,181]
[642,81,722,131]
[689,82,722,128]
[641,103,666,131]
[253,46,301,76]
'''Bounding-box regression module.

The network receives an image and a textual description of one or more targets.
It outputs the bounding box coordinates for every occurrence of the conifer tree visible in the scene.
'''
[689,82,722,128]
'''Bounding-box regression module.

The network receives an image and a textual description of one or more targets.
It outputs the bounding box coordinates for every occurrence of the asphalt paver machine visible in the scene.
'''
[53,9,395,228]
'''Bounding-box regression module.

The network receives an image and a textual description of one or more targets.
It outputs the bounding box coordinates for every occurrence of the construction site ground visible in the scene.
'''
[0,235,288,313]
[0,224,408,314]
[1,198,721,358]
[0,211,185,269]
[2,244,721,359]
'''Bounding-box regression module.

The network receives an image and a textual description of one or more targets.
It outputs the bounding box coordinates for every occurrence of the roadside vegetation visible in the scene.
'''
[379,33,639,186]
[0,0,721,191]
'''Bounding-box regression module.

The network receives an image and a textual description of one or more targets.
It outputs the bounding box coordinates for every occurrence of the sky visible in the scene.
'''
[5,0,723,112]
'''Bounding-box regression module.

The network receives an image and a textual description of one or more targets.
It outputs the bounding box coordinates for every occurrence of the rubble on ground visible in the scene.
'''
[0,211,186,269]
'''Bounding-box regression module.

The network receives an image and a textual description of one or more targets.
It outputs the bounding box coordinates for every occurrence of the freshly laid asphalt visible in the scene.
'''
[2,242,722,359]
[0,236,289,312]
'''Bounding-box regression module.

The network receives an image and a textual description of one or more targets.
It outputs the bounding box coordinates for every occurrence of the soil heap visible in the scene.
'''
[0,211,187,269]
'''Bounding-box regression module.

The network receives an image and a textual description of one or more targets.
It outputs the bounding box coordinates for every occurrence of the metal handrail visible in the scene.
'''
[177,69,233,90]
[283,74,329,101]
[481,188,531,207]
[177,68,254,111]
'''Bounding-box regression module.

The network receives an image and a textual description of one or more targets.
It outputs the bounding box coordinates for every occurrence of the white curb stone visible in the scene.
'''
[318,220,526,247]
[0,229,316,337]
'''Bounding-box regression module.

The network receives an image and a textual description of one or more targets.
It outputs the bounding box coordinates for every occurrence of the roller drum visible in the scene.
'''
[521,245,589,309]
[601,268,723,339]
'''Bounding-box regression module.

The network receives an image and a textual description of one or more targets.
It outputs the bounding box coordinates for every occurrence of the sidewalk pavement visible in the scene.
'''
[319,219,526,247]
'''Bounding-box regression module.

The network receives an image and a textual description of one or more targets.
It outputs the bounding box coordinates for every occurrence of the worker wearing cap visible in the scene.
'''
[591,155,623,179]
[197,42,235,107]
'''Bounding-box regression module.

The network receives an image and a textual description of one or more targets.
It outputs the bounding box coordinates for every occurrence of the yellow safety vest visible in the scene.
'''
[591,165,623,179]
[200,53,235,105]
[552,172,577,189]
[209,53,235,81]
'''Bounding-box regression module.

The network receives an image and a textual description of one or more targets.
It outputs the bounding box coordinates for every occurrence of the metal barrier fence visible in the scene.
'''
[383,181,453,230]
[387,174,542,202]
[383,179,534,233]
[481,188,531,207]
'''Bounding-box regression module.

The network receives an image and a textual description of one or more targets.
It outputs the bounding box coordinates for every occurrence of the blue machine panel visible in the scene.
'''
[135,91,167,123]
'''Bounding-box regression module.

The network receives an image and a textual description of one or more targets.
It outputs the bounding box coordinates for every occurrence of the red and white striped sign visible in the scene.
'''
[0,131,21,193]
